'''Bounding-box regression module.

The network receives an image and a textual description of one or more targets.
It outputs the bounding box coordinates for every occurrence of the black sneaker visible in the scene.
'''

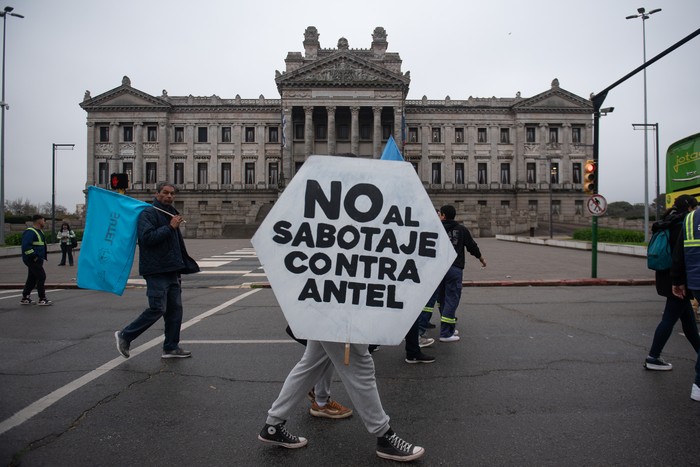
[405,353,436,364]
[258,422,308,449]
[162,348,191,359]
[20,297,33,305]
[644,356,672,371]
[37,298,53,306]
[376,429,425,462]
[115,331,130,358]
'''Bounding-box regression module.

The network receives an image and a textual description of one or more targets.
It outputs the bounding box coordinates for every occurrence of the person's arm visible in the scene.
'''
[463,227,486,267]
[671,227,687,298]
[21,230,39,262]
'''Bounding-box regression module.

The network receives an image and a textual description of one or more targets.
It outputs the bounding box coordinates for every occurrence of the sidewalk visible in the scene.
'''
[0,236,653,290]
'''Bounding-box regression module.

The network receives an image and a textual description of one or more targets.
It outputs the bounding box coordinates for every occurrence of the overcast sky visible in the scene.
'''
[3,0,700,211]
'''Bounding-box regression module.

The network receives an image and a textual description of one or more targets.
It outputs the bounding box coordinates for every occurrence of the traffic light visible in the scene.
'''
[110,173,129,190]
[583,159,596,194]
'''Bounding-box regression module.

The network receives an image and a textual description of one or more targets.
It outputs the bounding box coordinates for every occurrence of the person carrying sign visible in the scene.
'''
[437,205,486,342]
[20,214,52,306]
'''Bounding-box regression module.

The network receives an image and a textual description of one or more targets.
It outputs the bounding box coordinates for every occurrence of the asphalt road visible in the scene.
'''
[1,238,698,466]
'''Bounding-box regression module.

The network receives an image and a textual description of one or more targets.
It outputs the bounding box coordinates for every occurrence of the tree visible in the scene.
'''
[5,198,37,216]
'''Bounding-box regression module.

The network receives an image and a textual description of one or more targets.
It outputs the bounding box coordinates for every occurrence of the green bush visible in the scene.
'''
[3,230,83,246]
[572,228,645,243]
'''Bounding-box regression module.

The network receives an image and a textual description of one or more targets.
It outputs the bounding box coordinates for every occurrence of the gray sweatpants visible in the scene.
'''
[266,340,391,437]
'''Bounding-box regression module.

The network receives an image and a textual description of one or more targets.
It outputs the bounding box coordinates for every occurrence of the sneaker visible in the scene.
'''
[439,335,460,343]
[418,336,434,348]
[115,331,130,358]
[453,329,459,336]
[307,388,316,403]
[644,356,672,371]
[162,347,192,359]
[258,422,308,448]
[309,399,353,419]
[692,384,700,402]
[20,297,33,305]
[368,344,380,354]
[376,429,425,462]
[37,299,53,306]
[405,353,436,364]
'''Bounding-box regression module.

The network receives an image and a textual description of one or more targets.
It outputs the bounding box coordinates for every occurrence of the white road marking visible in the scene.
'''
[0,288,261,436]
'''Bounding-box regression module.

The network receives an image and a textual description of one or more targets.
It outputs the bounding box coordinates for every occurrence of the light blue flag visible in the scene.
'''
[77,186,150,295]
[380,135,405,161]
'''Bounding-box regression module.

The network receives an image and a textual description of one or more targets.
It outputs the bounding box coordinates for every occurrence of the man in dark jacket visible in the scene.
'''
[20,214,52,306]
[437,205,486,342]
[114,182,200,359]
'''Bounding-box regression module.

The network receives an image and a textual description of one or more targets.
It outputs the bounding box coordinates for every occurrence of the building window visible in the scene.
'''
[147,126,157,142]
[123,126,133,142]
[552,200,561,215]
[410,162,418,172]
[174,163,184,185]
[268,162,279,186]
[431,127,441,143]
[98,162,108,185]
[455,163,465,185]
[197,162,208,184]
[123,162,133,184]
[316,125,327,141]
[549,127,559,143]
[294,124,304,140]
[500,163,510,185]
[501,200,510,208]
[269,127,279,143]
[478,200,487,207]
[221,162,231,185]
[500,128,510,144]
[529,200,538,211]
[575,200,584,215]
[455,128,464,143]
[477,128,487,143]
[245,162,255,185]
[408,127,418,143]
[245,127,255,143]
[527,162,536,184]
[478,163,488,184]
[99,126,109,142]
[431,163,441,184]
[550,163,559,184]
[572,162,582,184]
[526,126,536,143]
[572,126,582,143]
[360,125,371,140]
[198,127,208,143]
[338,125,349,140]
[294,161,304,174]
[199,200,208,209]
[174,127,184,143]
[221,127,232,143]
[382,125,391,141]
[146,162,157,184]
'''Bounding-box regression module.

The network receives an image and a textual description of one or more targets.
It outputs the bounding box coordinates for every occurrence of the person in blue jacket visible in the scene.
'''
[20,214,52,306]
[114,182,200,359]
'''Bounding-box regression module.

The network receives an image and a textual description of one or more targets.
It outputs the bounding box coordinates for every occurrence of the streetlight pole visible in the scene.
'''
[632,122,660,219]
[52,143,75,242]
[549,162,557,239]
[627,6,661,242]
[0,5,23,245]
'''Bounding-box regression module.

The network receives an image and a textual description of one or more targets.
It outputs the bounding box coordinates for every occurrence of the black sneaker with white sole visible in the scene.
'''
[644,356,672,371]
[161,347,191,359]
[258,422,308,448]
[376,429,425,462]
[115,331,130,358]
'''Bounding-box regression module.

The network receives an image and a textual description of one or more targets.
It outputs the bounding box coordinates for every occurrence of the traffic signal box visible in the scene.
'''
[583,160,596,194]
[110,173,129,191]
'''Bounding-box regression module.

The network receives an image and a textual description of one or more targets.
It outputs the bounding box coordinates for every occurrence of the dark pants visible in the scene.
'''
[648,295,700,358]
[405,317,421,358]
[59,243,73,266]
[22,260,46,299]
[121,273,183,351]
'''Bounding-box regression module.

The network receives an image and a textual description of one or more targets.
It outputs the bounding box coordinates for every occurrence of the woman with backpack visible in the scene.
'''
[644,194,700,370]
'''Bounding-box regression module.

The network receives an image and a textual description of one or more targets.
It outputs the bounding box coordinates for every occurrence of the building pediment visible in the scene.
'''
[276,51,409,89]
[80,78,171,112]
[514,81,592,112]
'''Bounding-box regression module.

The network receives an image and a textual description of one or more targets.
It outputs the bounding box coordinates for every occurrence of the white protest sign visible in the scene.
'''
[252,155,456,345]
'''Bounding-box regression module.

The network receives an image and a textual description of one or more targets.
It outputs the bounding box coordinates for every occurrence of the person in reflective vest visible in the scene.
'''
[20,214,52,306]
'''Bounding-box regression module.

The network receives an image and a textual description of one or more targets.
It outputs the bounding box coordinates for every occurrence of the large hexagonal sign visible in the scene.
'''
[252,155,456,345]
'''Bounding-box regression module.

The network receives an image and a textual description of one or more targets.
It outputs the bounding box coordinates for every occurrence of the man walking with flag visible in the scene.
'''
[114,182,200,359]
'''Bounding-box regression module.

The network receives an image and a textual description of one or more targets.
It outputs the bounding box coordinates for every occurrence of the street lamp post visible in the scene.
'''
[627,6,661,242]
[0,5,23,245]
[632,123,660,220]
[52,143,75,242]
[549,162,558,239]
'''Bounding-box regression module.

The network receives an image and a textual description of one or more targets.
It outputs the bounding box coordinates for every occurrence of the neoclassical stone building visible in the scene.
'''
[80,26,593,238]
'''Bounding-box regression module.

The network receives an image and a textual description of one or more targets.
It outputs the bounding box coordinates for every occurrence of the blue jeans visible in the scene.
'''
[121,273,183,351]
[687,290,700,386]
[438,265,463,338]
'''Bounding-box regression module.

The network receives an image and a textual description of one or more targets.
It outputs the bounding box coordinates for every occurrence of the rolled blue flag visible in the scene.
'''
[380,135,405,161]
[77,186,149,295]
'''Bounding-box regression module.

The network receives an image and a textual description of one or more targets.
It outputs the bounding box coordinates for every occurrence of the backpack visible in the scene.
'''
[647,229,672,271]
